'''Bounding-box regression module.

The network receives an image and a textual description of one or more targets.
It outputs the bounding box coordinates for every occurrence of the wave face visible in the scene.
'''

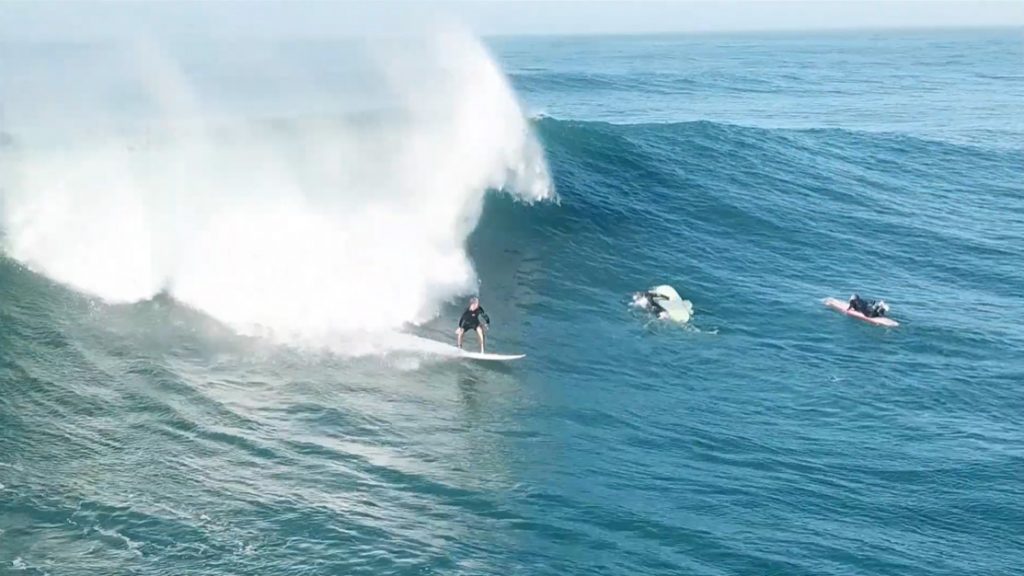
[3,28,1024,576]
[1,32,552,340]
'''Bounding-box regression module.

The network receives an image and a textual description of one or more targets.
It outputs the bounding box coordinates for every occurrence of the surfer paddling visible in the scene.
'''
[631,285,693,323]
[456,297,490,353]
[847,294,889,319]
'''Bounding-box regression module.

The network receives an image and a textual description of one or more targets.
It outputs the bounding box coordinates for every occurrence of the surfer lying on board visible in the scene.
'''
[632,285,693,323]
[634,290,670,319]
[848,294,890,318]
[456,297,490,353]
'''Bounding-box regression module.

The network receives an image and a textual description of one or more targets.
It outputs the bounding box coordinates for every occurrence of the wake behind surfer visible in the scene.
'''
[456,297,490,353]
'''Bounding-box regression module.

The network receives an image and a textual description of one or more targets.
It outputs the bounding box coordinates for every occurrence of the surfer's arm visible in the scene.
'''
[481,309,491,327]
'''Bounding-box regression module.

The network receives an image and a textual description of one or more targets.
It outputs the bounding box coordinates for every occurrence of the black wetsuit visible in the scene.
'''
[643,292,667,315]
[458,307,490,331]
[849,296,866,315]
[849,295,883,318]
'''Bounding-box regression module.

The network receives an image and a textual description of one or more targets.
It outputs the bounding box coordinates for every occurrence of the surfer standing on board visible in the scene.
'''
[456,297,490,353]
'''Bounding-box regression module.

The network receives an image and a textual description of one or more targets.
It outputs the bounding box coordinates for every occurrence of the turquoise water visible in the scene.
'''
[2,28,1023,575]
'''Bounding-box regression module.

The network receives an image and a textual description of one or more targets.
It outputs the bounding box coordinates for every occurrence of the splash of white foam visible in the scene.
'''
[2,31,552,347]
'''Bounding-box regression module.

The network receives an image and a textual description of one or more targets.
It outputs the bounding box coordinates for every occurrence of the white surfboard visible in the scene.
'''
[460,350,526,361]
[658,298,693,323]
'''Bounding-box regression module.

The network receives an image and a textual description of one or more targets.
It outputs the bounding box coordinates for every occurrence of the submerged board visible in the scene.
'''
[824,297,899,327]
[460,351,526,361]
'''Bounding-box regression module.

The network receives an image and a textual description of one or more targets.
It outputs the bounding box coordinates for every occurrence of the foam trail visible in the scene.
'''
[1,31,553,349]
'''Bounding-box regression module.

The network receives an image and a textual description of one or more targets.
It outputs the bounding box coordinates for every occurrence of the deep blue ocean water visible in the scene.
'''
[2,28,1023,575]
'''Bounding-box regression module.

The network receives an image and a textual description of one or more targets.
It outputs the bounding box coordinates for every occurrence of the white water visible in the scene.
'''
[1,31,552,345]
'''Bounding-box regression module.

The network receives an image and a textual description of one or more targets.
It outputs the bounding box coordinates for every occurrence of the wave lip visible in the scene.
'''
[1,30,553,343]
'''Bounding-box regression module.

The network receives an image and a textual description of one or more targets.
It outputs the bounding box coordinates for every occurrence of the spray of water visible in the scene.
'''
[1,31,552,347]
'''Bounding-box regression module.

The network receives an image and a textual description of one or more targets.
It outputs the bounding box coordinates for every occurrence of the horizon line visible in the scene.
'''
[2,23,1019,45]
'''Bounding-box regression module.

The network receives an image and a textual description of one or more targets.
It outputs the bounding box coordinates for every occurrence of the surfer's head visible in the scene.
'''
[469,297,479,310]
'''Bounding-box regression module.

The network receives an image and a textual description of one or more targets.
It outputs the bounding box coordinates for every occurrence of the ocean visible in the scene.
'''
[1,27,1022,575]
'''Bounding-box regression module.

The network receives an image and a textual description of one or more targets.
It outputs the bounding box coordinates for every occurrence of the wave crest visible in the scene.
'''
[2,31,553,341]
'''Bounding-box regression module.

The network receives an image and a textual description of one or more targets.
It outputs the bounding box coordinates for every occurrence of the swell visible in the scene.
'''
[469,116,1023,350]
[530,117,1023,277]
[4,114,1021,348]
[511,70,781,96]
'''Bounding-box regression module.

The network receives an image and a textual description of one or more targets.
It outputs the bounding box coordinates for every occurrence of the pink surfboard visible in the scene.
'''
[824,298,899,327]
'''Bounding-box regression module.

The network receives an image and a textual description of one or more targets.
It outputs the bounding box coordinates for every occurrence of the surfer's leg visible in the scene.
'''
[456,327,464,349]
[475,326,485,353]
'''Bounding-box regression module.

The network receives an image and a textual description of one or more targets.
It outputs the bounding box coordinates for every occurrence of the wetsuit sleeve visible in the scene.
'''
[480,308,490,325]
[458,310,471,329]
